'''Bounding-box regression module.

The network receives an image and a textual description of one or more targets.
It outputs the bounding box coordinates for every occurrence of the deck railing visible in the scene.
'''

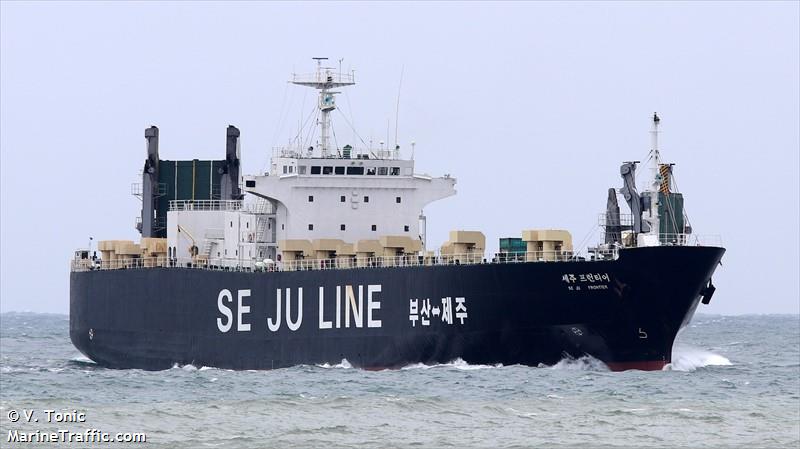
[168,200,243,211]
[71,232,724,273]
[70,250,602,273]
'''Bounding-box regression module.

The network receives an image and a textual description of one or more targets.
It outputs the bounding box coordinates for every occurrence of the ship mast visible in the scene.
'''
[291,58,355,157]
[649,112,662,192]
[640,112,663,245]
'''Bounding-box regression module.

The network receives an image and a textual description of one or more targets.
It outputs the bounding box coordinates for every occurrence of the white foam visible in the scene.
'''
[69,354,95,364]
[169,363,200,371]
[665,346,732,372]
[544,355,610,371]
[400,358,502,370]
[316,359,353,369]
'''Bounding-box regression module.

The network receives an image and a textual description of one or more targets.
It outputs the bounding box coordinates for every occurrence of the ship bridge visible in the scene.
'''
[243,58,456,262]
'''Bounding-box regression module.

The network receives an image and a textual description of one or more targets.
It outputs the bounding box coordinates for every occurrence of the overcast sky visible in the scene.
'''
[1,2,798,315]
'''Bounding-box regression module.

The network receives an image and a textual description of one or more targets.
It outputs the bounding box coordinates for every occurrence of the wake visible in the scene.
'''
[666,346,732,371]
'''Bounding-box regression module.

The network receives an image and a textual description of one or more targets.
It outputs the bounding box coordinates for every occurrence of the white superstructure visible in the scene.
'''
[165,59,456,268]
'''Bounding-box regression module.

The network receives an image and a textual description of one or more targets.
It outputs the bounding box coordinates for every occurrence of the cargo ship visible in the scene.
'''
[70,59,724,371]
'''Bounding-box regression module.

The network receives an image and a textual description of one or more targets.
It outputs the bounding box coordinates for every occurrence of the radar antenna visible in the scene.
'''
[291,58,355,157]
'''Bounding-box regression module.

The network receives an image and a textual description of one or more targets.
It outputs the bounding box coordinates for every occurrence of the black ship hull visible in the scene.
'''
[69,246,724,371]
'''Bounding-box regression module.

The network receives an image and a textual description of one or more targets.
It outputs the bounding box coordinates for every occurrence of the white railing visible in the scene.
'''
[598,213,634,227]
[169,200,242,211]
[70,236,724,273]
[272,145,401,161]
[291,71,355,85]
[656,233,723,247]
[70,250,592,273]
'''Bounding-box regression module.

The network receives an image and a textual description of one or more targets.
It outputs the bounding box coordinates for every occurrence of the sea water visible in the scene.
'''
[1,313,798,448]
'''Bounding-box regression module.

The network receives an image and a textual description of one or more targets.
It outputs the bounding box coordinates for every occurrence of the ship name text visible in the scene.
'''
[216,285,383,333]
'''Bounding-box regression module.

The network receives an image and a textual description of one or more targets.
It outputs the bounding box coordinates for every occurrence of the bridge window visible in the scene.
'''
[323,166,333,175]
[391,167,400,176]
[282,166,288,174]
[347,166,364,175]
[311,166,321,175]
[334,166,345,175]
[366,168,376,175]
[378,167,388,176]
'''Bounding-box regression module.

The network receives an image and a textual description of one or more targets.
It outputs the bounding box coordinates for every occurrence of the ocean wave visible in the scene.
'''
[69,354,95,364]
[541,355,610,371]
[316,359,353,369]
[400,358,502,370]
[665,346,732,371]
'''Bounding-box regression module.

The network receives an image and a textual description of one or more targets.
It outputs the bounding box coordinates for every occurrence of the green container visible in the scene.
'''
[152,159,226,237]
[499,238,526,253]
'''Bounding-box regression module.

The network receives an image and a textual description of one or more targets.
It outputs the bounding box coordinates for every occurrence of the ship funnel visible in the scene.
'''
[145,126,159,168]
[141,126,160,237]
[605,188,622,245]
[221,125,242,200]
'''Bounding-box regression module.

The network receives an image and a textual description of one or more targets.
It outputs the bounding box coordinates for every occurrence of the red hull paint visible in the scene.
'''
[606,360,667,371]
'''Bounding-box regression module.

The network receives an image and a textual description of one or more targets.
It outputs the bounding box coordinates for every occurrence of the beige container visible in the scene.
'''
[522,229,573,262]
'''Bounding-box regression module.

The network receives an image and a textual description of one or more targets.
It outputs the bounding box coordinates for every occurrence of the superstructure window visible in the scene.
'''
[396,196,401,203]
[366,168,376,175]
[311,166,321,174]
[323,166,333,175]
[340,195,346,202]
[334,166,345,175]
[289,166,294,173]
[363,196,369,203]
[308,195,314,202]
[404,225,410,232]
[308,224,314,231]
[378,167,388,176]
[391,167,400,176]
[340,224,346,231]
[371,225,377,231]
[283,166,288,174]
[347,166,364,175]
[230,221,233,228]
[245,180,256,187]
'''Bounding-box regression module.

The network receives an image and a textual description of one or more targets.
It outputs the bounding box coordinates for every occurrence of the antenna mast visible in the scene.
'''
[649,112,662,192]
[394,66,404,148]
[291,58,355,157]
